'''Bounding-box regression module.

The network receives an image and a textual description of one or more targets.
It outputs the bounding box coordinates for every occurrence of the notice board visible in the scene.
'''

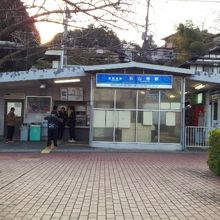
[60,87,83,101]
[26,96,52,113]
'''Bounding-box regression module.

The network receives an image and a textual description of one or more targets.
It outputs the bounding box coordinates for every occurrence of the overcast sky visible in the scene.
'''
[36,0,220,46]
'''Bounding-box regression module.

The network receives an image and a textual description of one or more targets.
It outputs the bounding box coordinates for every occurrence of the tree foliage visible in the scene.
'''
[0,0,40,42]
[0,0,136,70]
[0,0,43,71]
[173,20,214,62]
[208,129,220,176]
[47,25,122,65]
[49,24,121,49]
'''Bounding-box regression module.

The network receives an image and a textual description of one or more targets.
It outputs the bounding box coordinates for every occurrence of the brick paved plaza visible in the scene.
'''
[0,152,219,220]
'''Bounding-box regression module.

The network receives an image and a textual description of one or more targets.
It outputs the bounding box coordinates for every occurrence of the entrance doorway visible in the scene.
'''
[53,101,89,142]
[4,100,24,140]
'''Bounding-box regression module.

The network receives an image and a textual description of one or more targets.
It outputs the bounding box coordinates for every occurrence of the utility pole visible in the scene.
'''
[60,5,71,68]
[142,0,150,50]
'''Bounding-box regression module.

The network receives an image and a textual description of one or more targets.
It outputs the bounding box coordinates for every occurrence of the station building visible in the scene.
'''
[0,62,219,150]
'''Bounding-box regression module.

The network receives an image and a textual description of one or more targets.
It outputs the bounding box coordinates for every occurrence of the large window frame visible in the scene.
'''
[92,76,183,144]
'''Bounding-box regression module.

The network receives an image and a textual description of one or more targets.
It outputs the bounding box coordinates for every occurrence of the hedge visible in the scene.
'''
[207,129,220,176]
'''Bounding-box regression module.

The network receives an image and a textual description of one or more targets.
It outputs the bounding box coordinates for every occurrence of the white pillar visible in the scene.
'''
[205,91,211,128]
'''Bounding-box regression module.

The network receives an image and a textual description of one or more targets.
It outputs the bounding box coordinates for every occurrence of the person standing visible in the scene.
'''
[5,107,16,143]
[58,107,67,140]
[52,105,59,116]
[44,110,60,148]
[67,106,76,142]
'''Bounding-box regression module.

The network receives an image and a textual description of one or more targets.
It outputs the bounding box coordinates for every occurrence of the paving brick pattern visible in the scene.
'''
[0,152,219,220]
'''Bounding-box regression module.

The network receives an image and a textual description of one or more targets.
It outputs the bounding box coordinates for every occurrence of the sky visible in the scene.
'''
[35,0,220,47]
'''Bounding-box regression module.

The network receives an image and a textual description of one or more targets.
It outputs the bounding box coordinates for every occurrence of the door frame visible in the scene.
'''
[4,99,25,138]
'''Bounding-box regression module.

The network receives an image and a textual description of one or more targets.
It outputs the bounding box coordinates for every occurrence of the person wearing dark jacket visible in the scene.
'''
[44,110,60,148]
[52,105,59,117]
[67,106,76,142]
[58,107,67,140]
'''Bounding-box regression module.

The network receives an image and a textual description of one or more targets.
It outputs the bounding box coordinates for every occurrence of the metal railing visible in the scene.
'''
[185,126,212,148]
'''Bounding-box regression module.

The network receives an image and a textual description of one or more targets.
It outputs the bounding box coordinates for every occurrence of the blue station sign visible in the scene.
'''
[96,73,173,89]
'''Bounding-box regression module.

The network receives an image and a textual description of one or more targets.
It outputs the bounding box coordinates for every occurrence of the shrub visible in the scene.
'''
[207,129,220,176]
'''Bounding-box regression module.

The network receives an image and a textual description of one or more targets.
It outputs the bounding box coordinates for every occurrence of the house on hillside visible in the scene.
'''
[150,34,176,62]
[181,33,220,74]
[162,34,176,48]
[150,47,176,62]
[44,47,122,68]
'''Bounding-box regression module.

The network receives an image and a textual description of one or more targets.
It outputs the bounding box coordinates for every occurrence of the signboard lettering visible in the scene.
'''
[96,73,173,89]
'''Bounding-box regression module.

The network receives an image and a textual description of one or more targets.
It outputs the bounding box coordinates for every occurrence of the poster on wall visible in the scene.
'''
[143,111,153,125]
[68,88,83,101]
[60,88,83,101]
[26,96,52,113]
[93,110,105,128]
[166,112,176,126]
[60,88,68,101]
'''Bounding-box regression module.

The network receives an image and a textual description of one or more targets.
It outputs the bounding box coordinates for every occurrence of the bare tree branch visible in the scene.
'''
[0,0,137,69]
[0,0,136,39]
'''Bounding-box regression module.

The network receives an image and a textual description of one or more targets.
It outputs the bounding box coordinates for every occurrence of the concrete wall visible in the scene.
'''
[91,142,182,151]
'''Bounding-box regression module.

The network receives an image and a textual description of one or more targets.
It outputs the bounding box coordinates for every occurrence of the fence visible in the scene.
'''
[185,126,212,148]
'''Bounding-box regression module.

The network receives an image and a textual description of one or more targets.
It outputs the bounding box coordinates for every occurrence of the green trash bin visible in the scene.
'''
[29,124,41,141]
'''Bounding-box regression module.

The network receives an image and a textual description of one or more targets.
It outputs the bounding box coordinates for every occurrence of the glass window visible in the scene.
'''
[93,109,113,141]
[203,66,214,73]
[93,128,113,141]
[115,110,136,142]
[92,75,183,145]
[7,102,22,117]
[137,111,158,143]
[116,89,136,109]
[160,111,181,143]
[160,77,181,110]
[93,88,114,108]
[138,90,159,110]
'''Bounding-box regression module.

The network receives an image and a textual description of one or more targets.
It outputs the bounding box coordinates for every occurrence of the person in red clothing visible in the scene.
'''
[5,107,16,143]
